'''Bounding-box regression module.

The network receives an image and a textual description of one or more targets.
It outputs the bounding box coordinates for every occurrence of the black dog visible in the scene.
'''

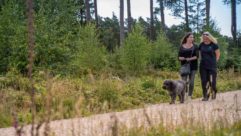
[162,80,186,104]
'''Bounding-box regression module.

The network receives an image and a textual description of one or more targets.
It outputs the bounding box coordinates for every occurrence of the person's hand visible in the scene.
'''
[186,58,192,62]
[179,57,186,61]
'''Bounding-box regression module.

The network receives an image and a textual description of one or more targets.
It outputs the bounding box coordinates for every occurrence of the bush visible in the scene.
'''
[70,24,107,75]
[0,68,30,91]
[96,80,121,109]
[142,79,155,90]
[225,48,241,71]
[0,0,27,74]
[119,25,151,74]
[0,112,12,128]
[149,32,178,70]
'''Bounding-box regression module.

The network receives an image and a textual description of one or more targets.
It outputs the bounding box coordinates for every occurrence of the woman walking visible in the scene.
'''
[199,31,220,101]
[178,32,199,101]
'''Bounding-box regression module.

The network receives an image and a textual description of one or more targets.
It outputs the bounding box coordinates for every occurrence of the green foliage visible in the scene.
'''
[96,80,121,109]
[0,70,241,128]
[0,0,27,73]
[0,112,12,128]
[0,0,80,74]
[62,98,75,118]
[71,24,107,74]
[119,25,151,74]
[99,14,120,52]
[34,0,78,73]
[217,35,229,69]
[225,48,241,71]
[137,17,151,39]
[166,24,185,47]
[142,79,155,90]
[188,0,206,33]
[0,68,30,91]
[149,32,178,70]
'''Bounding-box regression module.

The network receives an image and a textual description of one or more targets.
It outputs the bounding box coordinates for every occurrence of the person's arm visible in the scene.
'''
[178,46,186,61]
[186,45,198,61]
[215,49,220,61]
[179,57,186,61]
[213,44,220,61]
[186,56,197,61]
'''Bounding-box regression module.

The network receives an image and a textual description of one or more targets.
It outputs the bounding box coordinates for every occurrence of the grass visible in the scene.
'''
[0,69,241,128]
[121,118,241,136]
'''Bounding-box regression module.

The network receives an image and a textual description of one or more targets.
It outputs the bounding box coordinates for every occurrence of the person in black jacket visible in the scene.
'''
[178,32,199,101]
[199,31,220,101]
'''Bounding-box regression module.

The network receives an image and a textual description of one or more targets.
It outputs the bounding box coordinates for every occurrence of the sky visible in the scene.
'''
[98,0,241,37]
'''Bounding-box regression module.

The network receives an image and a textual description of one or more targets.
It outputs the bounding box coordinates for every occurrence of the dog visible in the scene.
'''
[162,80,186,104]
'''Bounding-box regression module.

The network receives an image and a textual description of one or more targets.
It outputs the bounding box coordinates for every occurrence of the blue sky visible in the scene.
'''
[98,0,241,37]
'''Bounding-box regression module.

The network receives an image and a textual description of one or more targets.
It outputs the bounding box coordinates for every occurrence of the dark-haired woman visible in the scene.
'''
[178,32,199,101]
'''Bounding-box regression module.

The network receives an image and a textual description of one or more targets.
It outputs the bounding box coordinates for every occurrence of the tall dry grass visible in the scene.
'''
[0,69,241,129]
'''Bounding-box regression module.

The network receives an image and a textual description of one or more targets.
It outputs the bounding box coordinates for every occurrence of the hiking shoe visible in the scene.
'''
[211,92,216,100]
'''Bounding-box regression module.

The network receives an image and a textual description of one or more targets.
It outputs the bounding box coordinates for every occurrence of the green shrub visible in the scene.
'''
[0,0,27,74]
[3,68,30,91]
[150,32,178,70]
[71,24,107,75]
[142,79,156,90]
[119,24,151,74]
[95,79,122,110]
[0,112,12,128]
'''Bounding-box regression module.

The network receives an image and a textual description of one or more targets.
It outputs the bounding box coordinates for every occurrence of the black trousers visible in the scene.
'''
[200,68,217,98]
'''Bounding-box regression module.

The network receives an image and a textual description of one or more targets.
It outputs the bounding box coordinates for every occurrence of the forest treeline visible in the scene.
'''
[0,0,240,76]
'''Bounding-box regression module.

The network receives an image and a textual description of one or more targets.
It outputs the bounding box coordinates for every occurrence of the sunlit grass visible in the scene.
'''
[0,69,241,128]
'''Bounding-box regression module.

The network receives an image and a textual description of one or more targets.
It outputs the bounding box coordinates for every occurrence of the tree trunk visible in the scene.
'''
[184,0,189,31]
[80,0,84,25]
[120,0,124,46]
[205,0,210,27]
[196,2,200,33]
[94,0,98,27]
[150,0,154,40]
[26,0,36,135]
[159,0,165,31]
[85,0,91,22]
[127,0,132,32]
[231,0,237,46]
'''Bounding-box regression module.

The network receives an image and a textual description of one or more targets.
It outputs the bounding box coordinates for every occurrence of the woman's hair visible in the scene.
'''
[180,32,193,45]
[200,31,218,44]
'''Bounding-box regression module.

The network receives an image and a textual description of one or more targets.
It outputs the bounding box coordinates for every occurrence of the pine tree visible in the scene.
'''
[223,0,241,46]
[189,0,206,33]
[127,0,132,32]
[205,0,210,27]
[120,0,124,46]
[94,0,98,26]
[85,0,91,22]
[150,0,155,40]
